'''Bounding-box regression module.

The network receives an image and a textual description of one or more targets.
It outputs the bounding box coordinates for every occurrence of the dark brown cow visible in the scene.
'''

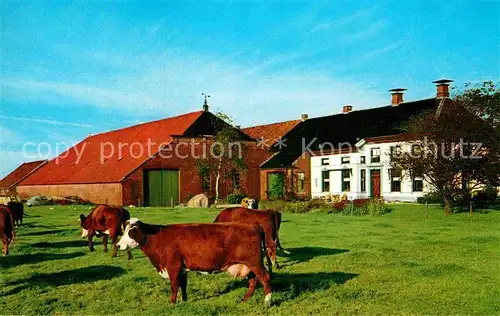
[7,201,24,226]
[117,219,273,306]
[215,207,283,268]
[79,205,131,259]
[0,206,15,255]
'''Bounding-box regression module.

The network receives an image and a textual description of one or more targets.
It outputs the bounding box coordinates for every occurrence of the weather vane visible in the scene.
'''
[202,93,210,111]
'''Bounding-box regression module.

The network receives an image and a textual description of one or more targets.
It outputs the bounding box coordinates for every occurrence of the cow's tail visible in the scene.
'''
[120,208,131,232]
[273,211,289,254]
[254,224,273,276]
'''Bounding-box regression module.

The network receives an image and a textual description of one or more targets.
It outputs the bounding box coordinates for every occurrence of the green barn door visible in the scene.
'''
[146,170,179,206]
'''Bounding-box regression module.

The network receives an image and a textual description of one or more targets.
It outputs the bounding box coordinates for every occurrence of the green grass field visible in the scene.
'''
[1,204,499,315]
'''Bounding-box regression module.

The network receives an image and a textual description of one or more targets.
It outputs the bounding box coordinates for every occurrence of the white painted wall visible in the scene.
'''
[310,141,430,201]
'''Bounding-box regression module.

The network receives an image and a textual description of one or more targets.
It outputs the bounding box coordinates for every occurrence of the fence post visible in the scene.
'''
[171,197,174,209]
[137,198,140,207]
[425,202,429,219]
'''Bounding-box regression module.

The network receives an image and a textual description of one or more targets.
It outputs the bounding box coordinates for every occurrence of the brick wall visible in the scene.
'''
[17,183,123,205]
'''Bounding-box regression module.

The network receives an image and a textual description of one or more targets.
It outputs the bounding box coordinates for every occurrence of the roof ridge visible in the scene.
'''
[307,97,436,121]
[90,110,204,137]
[242,119,301,130]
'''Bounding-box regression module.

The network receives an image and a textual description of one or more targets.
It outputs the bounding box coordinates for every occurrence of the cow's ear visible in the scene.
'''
[129,227,145,245]
[79,214,86,223]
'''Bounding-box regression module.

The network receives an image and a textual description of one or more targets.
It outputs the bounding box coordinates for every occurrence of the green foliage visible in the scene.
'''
[225,192,246,204]
[283,201,310,213]
[416,191,444,204]
[0,204,500,316]
[2,204,499,315]
[269,173,285,200]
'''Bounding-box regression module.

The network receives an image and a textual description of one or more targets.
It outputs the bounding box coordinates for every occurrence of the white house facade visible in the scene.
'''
[310,137,430,201]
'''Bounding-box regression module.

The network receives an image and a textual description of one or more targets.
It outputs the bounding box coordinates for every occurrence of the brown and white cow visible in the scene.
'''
[7,201,24,226]
[0,206,15,255]
[117,218,273,306]
[215,207,285,268]
[79,204,131,259]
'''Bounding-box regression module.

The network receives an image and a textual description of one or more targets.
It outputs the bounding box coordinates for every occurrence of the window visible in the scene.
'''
[360,169,366,192]
[296,172,305,193]
[412,170,423,192]
[341,169,351,192]
[371,148,381,163]
[390,146,402,160]
[321,170,330,192]
[360,156,366,164]
[341,156,350,164]
[411,144,422,157]
[391,168,402,192]
[230,169,240,191]
[321,158,329,166]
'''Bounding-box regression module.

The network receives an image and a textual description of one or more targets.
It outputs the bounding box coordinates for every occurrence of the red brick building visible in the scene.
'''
[0,160,47,197]
[242,118,308,200]
[18,108,269,206]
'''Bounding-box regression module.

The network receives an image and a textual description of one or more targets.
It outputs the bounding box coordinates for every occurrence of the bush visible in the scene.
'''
[283,201,310,213]
[368,198,392,215]
[225,193,246,204]
[472,185,498,203]
[259,200,288,211]
[260,197,391,215]
[417,191,443,204]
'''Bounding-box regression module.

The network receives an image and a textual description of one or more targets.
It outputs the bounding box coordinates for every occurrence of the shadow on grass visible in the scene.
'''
[1,265,126,296]
[220,271,357,302]
[22,229,78,237]
[279,247,349,267]
[0,252,85,269]
[30,240,88,248]
[17,223,55,229]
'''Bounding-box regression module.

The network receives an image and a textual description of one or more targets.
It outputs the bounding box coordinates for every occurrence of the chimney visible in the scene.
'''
[301,113,308,121]
[432,79,453,99]
[235,125,241,129]
[389,88,407,106]
[342,105,353,114]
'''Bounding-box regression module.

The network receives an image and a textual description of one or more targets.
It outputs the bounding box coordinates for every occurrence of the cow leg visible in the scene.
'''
[179,270,188,301]
[242,273,257,302]
[88,232,95,252]
[126,249,133,260]
[1,237,8,256]
[167,268,181,304]
[253,268,272,307]
[111,234,119,258]
[102,235,109,253]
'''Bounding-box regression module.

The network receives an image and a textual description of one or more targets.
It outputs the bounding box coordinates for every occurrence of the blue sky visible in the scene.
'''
[1,1,499,177]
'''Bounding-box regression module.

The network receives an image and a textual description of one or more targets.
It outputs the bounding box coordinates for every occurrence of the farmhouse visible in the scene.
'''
[0,160,47,197]
[17,105,270,206]
[255,80,453,201]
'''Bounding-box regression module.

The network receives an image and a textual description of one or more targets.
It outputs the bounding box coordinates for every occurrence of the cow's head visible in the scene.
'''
[242,197,257,209]
[117,218,144,250]
[78,214,89,238]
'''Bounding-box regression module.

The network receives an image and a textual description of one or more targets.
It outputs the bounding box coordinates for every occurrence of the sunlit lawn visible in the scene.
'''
[1,204,499,315]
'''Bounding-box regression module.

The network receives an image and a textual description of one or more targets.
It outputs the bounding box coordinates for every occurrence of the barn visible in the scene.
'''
[17,106,270,206]
[0,160,47,197]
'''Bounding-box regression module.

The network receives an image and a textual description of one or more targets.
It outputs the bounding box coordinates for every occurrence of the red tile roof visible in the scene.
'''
[20,111,204,185]
[242,120,301,144]
[0,160,47,189]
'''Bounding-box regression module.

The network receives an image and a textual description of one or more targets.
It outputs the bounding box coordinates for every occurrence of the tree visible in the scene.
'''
[196,112,247,205]
[391,81,500,213]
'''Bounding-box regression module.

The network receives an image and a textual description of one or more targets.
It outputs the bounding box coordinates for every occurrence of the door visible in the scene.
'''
[371,169,381,198]
[267,172,284,200]
[146,170,179,206]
